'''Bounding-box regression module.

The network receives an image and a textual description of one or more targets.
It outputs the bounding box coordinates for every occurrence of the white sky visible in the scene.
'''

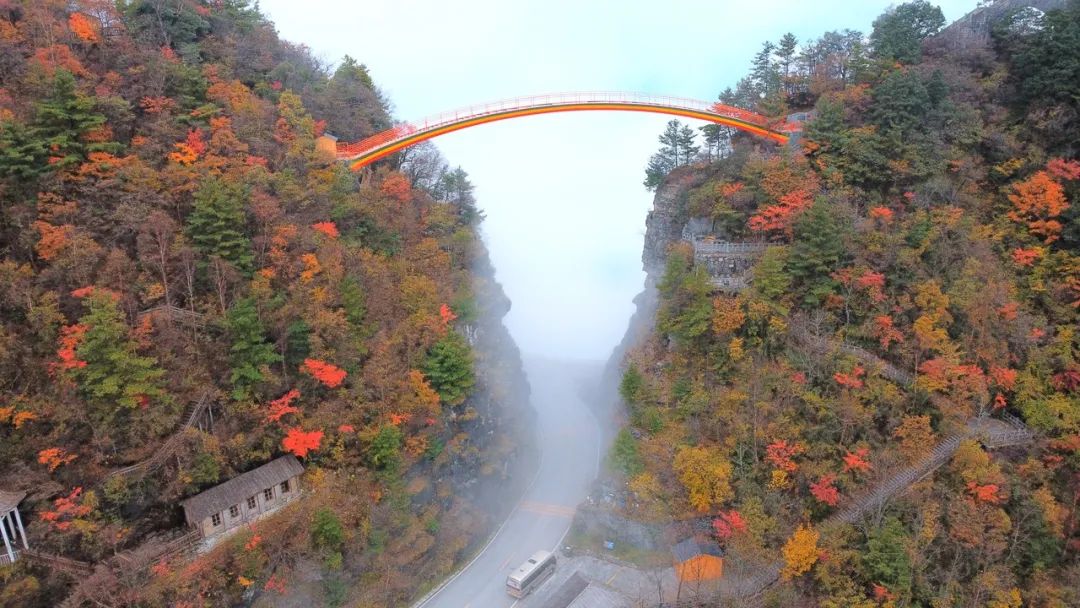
[259,0,978,361]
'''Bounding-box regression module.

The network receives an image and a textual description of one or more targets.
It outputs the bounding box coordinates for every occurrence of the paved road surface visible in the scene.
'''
[416,357,605,608]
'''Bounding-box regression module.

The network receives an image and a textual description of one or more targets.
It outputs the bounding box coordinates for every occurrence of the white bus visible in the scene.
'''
[505,550,556,598]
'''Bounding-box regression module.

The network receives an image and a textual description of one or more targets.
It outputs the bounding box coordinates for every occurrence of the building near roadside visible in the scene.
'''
[672,537,724,582]
[545,571,631,608]
[180,455,303,541]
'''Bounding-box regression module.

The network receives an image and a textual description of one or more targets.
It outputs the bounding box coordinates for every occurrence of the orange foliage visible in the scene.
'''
[389,412,411,426]
[52,323,88,375]
[140,96,177,114]
[39,487,93,531]
[842,447,872,473]
[68,13,100,43]
[33,221,74,261]
[401,369,440,417]
[312,222,339,238]
[719,182,744,198]
[990,367,1018,391]
[266,389,301,423]
[281,427,323,458]
[31,45,90,78]
[380,172,412,203]
[868,206,894,223]
[38,447,77,471]
[748,189,814,237]
[299,253,321,282]
[872,315,903,349]
[300,358,347,388]
[439,303,457,327]
[244,534,262,551]
[765,440,802,472]
[712,510,747,539]
[1011,247,1043,267]
[337,424,355,433]
[966,481,1003,504]
[0,407,37,429]
[168,129,206,165]
[1007,171,1070,243]
[810,474,840,506]
[833,366,866,390]
[997,301,1019,321]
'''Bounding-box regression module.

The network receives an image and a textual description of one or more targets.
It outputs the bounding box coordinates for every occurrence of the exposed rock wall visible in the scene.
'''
[931,0,1067,51]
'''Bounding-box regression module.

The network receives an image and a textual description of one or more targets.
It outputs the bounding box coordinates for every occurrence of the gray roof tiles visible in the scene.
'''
[180,456,302,524]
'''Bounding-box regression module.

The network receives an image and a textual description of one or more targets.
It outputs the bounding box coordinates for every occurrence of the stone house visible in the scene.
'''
[180,455,303,540]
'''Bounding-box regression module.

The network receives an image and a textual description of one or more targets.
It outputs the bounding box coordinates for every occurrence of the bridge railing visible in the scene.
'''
[336,92,781,160]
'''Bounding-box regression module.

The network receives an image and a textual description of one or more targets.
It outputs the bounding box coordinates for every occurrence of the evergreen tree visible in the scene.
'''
[787,200,847,306]
[340,276,367,327]
[699,124,730,162]
[422,332,475,406]
[610,428,644,476]
[73,293,165,425]
[226,298,280,400]
[998,1,1080,153]
[677,124,700,165]
[186,177,254,273]
[284,319,311,369]
[644,120,693,190]
[864,517,913,595]
[619,364,644,406]
[0,120,47,181]
[437,167,482,223]
[751,41,781,98]
[776,33,798,89]
[367,424,403,471]
[643,152,675,191]
[869,0,945,64]
[33,70,118,168]
[869,68,933,137]
[0,70,115,180]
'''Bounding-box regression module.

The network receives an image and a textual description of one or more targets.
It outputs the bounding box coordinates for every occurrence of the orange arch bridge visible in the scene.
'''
[333,92,802,170]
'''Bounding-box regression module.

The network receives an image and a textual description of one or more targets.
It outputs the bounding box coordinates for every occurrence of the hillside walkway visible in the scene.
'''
[716,329,1038,601]
[103,391,214,483]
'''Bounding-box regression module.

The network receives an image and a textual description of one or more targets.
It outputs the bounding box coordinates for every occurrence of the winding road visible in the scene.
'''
[415,357,606,608]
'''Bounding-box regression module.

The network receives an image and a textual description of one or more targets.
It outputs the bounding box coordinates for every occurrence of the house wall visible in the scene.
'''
[675,555,723,581]
[195,474,302,539]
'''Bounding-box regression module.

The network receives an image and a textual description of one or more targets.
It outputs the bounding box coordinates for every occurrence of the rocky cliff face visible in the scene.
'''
[930,0,1067,51]
[602,166,713,386]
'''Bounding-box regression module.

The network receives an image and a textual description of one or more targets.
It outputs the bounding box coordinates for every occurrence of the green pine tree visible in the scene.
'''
[73,292,165,424]
[226,298,280,400]
[787,200,847,306]
[864,517,913,595]
[187,177,254,273]
[33,70,117,167]
[869,0,945,64]
[422,332,475,406]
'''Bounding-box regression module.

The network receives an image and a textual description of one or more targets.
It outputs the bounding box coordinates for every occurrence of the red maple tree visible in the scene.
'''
[842,447,872,473]
[266,389,301,423]
[300,359,347,388]
[282,427,323,458]
[810,474,840,506]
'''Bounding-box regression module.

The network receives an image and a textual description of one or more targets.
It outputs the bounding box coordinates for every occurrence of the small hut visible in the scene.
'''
[180,456,303,541]
[0,489,29,566]
[672,537,724,582]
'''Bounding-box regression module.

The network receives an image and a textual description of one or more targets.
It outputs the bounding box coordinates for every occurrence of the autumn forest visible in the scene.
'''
[1,0,1079,607]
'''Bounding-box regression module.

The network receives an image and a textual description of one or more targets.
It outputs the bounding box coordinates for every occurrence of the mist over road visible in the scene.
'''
[415,356,607,608]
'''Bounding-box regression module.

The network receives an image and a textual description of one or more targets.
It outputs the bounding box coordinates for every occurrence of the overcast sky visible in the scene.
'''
[259,0,978,361]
